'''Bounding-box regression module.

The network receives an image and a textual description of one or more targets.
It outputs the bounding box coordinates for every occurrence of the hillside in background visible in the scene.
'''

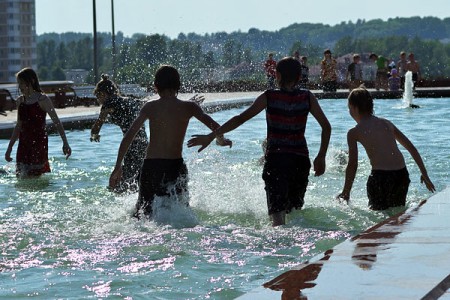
[36,16,450,85]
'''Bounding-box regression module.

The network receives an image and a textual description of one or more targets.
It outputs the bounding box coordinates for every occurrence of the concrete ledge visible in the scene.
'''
[238,187,450,299]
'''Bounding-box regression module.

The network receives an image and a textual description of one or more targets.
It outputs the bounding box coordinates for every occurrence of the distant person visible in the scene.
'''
[337,87,435,210]
[109,65,232,219]
[320,49,338,92]
[4,67,72,177]
[299,56,310,89]
[406,53,421,88]
[188,57,331,227]
[293,50,301,62]
[264,52,277,89]
[369,53,389,91]
[397,51,408,90]
[92,74,148,193]
[346,54,363,91]
[388,68,401,91]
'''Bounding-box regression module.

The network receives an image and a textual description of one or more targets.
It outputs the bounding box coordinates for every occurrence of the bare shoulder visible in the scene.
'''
[377,116,396,128]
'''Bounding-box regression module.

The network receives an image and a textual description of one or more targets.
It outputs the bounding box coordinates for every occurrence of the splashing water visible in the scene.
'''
[402,71,418,108]
[1,98,448,299]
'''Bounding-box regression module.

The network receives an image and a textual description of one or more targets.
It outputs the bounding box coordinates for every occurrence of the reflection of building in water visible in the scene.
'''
[0,0,37,82]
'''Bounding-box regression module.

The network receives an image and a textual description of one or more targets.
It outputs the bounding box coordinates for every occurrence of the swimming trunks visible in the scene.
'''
[262,153,311,215]
[366,167,410,210]
[135,158,188,218]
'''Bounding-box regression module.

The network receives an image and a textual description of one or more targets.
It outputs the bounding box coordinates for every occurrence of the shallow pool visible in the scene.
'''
[0,97,448,299]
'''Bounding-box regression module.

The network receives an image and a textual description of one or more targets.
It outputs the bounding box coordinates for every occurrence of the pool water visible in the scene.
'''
[0,97,448,299]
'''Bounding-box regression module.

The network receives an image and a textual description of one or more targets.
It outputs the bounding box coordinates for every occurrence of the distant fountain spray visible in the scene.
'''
[403,71,420,108]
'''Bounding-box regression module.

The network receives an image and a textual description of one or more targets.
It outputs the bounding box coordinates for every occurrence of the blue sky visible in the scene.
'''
[36,0,449,38]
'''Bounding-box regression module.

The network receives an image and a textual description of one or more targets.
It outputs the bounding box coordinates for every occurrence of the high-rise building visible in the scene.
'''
[0,0,37,83]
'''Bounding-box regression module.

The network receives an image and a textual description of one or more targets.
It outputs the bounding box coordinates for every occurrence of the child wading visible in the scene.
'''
[338,87,435,209]
[188,57,331,226]
[109,65,231,219]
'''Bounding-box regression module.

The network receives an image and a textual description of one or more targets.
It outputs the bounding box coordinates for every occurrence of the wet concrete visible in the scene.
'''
[238,188,450,299]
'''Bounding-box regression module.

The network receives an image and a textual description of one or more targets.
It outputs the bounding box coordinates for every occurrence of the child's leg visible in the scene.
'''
[270,211,286,227]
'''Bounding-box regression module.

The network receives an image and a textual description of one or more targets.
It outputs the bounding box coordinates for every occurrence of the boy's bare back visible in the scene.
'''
[142,96,200,159]
[350,115,406,170]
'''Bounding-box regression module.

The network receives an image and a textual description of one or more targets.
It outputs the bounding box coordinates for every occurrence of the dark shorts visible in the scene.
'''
[367,167,410,210]
[322,80,337,92]
[135,158,188,218]
[262,153,311,215]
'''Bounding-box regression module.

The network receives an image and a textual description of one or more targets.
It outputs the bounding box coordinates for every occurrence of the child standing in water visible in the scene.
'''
[92,74,148,193]
[109,65,231,219]
[338,87,435,210]
[188,57,332,226]
[4,68,71,177]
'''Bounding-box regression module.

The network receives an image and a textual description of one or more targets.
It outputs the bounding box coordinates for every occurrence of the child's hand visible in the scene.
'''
[63,144,72,160]
[189,94,205,105]
[5,148,13,162]
[313,155,326,176]
[421,174,436,193]
[90,134,101,142]
[187,134,215,152]
[336,193,349,203]
[215,135,232,148]
[109,166,123,189]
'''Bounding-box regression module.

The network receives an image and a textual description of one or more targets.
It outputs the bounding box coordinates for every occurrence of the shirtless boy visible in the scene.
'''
[109,65,231,218]
[338,87,435,210]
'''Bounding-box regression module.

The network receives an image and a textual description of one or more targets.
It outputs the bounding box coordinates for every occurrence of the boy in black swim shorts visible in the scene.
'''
[109,65,231,219]
[338,87,435,209]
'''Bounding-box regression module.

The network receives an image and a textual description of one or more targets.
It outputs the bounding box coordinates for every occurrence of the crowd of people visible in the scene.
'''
[265,50,422,93]
[4,58,434,227]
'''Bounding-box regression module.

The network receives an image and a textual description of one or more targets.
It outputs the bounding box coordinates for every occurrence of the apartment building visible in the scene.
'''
[0,0,37,83]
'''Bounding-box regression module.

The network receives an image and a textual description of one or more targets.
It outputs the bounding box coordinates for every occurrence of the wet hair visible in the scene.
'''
[16,67,42,93]
[348,87,374,115]
[94,74,119,96]
[369,53,378,59]
[276,57,301,88]
[324,49,332,55]
[154,65,181,92]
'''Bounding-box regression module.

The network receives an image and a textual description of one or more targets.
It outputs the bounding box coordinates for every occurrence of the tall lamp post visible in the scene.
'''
[111,0,116,79]
[93,0,98,83]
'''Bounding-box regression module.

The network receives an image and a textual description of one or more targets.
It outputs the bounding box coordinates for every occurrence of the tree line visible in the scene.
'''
[36,16,450,87]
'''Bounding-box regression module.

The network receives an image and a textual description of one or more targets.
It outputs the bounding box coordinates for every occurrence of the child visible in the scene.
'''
[5,68,71,177]
[299,56,310,89]
[264,52,277,89]
[388,68,401,91]
[320,49,338,92]
[92,74,148,193]
[188,57,331,226]
[346,54,363,91]
[337,87,435,210]
[109,65,231,219]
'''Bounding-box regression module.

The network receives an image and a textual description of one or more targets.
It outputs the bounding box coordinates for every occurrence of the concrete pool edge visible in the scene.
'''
[238,187,450,299]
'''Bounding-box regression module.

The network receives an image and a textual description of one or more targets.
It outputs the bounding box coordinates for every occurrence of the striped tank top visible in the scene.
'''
[265,88,311,157]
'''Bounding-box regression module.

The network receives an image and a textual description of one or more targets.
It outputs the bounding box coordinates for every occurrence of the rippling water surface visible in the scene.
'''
[0,97,448,299]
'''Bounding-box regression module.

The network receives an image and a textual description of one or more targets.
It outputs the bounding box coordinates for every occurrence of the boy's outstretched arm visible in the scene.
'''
[188,93,267,152]
[309,94,331,176]
[393,125,436,193]
[338,129,358,201]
